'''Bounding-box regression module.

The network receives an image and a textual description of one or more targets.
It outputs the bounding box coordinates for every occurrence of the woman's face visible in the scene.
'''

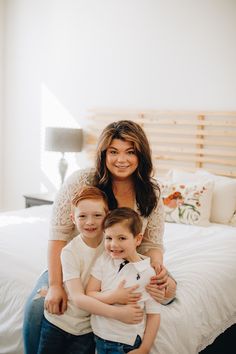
[105,139,139,180]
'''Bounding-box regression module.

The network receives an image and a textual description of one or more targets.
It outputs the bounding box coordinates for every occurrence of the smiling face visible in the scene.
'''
[105,139,139,180]
[104,221,142,262]
[72,199,107,247]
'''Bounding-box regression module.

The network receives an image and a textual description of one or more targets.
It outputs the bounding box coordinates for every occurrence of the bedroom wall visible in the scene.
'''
[2,0,236,211]
[0,0,4,210]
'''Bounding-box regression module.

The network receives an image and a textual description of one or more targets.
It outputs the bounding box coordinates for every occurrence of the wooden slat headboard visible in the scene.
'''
[85,110,236,178]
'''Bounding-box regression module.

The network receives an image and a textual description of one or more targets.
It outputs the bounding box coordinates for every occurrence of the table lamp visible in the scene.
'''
[45,127,83,184]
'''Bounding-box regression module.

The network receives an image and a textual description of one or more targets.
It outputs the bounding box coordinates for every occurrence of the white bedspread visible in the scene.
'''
[0,206,236,354]
[152,222,236,354]
[0,206,50,354]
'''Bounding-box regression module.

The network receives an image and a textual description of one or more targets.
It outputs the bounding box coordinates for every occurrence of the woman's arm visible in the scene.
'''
[141,198,168,282]
[138,197,164,262]
[140,197,177,300]
[44,240,67,314]
[144,248,163,271]
[144,245,169,288]
[128,314,160,354]
[66,278,143,324]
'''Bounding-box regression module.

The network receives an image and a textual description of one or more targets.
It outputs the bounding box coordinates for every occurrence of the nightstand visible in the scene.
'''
[23,193,55,208]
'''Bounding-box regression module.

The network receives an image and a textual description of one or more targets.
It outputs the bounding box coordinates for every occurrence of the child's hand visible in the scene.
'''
[117,304,144,324]
[113,280,142,304]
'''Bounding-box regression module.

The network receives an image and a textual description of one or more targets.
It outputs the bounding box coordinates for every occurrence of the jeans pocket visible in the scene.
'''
[123,335,142,353]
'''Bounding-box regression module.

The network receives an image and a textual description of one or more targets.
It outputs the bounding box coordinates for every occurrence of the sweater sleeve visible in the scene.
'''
[137,196,165,255]
[49,168,94,241]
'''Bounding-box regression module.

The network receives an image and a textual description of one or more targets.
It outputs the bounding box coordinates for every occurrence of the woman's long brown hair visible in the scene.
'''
[93,120,160,217]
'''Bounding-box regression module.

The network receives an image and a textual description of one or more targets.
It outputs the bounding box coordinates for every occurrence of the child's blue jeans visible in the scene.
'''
[94,334,141,353]
[37,316,95,354]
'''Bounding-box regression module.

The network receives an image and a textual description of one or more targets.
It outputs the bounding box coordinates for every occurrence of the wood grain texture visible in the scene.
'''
[85,110,236,178]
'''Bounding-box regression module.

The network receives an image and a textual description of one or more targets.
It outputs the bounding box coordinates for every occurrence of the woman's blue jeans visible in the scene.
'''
[23,270,49,354]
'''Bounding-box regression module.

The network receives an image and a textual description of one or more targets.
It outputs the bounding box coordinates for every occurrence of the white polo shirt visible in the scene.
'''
[90,252,161,346]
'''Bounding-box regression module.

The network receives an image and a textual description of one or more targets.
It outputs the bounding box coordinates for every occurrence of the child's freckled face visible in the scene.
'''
[73,199,107,242]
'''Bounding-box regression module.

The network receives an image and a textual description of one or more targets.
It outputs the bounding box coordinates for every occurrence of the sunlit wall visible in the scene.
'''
[2,0,236,210]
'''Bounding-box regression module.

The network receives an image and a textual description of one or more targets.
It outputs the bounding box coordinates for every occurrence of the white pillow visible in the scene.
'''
[171,169,236,224]
[160,180,214,226]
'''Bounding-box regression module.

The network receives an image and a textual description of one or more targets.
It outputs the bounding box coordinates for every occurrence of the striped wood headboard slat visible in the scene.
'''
[85,110,236,178]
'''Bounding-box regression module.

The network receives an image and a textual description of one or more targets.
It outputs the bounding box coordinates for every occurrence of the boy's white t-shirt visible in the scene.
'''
[90,252,161,346]
[44,234,104,335]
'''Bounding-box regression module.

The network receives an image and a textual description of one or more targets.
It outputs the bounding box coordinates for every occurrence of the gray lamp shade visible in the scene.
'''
[45,127,83,153]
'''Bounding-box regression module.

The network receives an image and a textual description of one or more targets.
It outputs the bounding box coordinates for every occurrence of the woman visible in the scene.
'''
[23,120,176,354]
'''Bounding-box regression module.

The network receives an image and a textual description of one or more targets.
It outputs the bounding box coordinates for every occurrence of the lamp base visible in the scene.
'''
[58,153,68,185]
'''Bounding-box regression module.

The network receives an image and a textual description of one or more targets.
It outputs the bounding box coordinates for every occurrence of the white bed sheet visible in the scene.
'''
[152,222,236,354]
[0,206,50,354]
[0,206,236,354]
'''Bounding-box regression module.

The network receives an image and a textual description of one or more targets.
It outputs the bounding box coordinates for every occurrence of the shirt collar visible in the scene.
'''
[113,255,151,272]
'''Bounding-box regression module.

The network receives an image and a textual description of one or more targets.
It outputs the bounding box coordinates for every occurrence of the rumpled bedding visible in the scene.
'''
[0,206,235,354]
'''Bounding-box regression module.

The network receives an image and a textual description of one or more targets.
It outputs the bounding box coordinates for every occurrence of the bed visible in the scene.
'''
[0,205,235,354]
[1,110,236,354]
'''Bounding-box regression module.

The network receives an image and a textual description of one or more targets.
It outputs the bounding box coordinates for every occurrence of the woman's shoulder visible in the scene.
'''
[66,167,95,187]
[54,168,96,204]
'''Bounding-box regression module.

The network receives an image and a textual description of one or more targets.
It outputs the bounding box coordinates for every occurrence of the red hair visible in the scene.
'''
[71,186,109,213]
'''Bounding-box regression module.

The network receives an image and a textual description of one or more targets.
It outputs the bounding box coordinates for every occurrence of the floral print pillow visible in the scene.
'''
[160,181,214,226]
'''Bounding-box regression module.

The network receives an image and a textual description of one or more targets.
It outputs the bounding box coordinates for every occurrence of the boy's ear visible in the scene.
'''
[70,213,75,224]
[136,233,143,246]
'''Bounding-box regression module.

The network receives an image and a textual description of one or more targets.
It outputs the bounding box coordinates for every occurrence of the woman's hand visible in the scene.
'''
[114,280,142,304]
[44,285,68,315]
[146,263,169,302]
[151,263,169,288]
[145,284,165,303]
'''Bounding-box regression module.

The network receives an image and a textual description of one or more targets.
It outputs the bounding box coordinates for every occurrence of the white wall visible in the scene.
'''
[3,0,236,210]
[0,0,4,210]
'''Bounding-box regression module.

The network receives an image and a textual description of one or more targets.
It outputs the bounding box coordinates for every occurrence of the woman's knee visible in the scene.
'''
[23,271,49,322]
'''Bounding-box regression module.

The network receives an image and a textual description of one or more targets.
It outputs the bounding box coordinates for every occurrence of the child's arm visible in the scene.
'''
[129,313,160,354]
[65,277,143,324]
[86,276,141,305]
